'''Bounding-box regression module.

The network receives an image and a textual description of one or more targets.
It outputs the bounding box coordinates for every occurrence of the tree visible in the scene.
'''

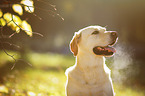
[0,0,36,37]
[0,0,63,69]
[0,0,37,70]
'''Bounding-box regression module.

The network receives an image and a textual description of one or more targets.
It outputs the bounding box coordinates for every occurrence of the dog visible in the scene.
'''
[65,25,118,96]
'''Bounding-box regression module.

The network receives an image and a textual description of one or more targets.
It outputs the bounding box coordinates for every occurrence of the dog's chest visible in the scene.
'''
[75,57,107,84]
[81,65,107,85]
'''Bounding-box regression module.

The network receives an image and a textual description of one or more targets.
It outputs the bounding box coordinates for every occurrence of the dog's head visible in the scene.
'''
[70,26,118,57]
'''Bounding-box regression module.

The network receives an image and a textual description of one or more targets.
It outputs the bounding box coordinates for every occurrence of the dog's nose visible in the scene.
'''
[111,32,118,38]
[108,31,118,46]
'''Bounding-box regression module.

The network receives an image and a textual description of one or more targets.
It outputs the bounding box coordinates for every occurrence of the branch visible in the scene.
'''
[36,0,57,10]
[10,59,32,70]
[20,2,64,21]
[1,42,20,48]
[33,6,64,21]
[27,5,42,20]
[0,19,32,70]
[0,0,64,21]
[6,15,44,38]
[0,27,17,64]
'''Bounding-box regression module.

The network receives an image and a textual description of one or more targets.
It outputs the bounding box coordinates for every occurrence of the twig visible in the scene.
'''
[27,6,42,20]
[18,59,32,66]
[0,40,17,63]
[10,62,16,70]
[11,59,32,70]
[0,24,16,66]
[9,32,17,38]
[20,3,64,21]
[36,0,57,10]
[0,19,32,70]
[1,42,20,48]
[0,1,64,21]
[8,15,44,38]
[35,6,64,20]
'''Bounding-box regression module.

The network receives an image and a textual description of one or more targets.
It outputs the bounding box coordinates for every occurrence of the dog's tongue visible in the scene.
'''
[93,46,116,56]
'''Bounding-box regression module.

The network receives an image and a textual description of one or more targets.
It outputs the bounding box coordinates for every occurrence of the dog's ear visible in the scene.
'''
[70,32,81,56]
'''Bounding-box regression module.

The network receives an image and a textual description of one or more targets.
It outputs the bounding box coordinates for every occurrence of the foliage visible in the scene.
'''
[0,0,34,37]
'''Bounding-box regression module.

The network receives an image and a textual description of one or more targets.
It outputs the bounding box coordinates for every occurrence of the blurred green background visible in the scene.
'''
[0,0,145,96]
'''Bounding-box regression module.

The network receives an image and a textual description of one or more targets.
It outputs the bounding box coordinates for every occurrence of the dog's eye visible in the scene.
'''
[92,31,99,35]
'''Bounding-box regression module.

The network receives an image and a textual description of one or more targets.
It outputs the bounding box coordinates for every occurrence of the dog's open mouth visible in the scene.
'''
[93,46,116,56]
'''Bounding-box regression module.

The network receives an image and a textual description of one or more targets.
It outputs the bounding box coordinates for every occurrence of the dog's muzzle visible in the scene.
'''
[93,32,118,56]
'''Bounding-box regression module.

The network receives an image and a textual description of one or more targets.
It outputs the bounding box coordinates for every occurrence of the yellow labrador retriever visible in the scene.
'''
[65,26,118,96]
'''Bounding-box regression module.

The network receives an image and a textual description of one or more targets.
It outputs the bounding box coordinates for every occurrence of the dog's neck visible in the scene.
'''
[76,49,105,68]
[75,50,109,83]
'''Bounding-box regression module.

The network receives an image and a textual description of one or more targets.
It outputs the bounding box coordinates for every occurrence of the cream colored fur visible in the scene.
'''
[65,26,116,96]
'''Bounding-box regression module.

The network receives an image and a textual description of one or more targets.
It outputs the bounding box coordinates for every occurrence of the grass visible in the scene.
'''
[5,69,66,96]
[0,51,145,96]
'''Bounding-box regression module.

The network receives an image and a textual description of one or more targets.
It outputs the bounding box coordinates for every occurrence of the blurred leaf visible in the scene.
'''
[0,18,6,26]
[21,0,34,13]
[5,15,22,33]
[15,26,20,33]
[7,21,20,33]
[12,4,23,16]
[7,22,17,30]
[4,13,22,25]
[24,6,34,13]
[0,9,3,17]
[3,13,32,34]
[14,93,26,96]
[0,85,8,93]
[4,13,22,33]
[27,91,36,96]
[12,15,22,25]
[3,13,12,22]
[21,20,32,36]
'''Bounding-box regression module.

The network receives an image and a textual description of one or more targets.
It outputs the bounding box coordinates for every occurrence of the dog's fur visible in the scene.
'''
[65,26,118,96]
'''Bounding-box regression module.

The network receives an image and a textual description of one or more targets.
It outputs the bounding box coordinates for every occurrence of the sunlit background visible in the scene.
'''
[0,0,145,96]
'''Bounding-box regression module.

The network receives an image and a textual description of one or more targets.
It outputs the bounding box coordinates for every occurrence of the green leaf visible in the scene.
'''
[3,13,22,25]
[3,13,12,22]
[7,21,20,33]
[12,4,23,15]
[0,18,6,26]
[12,15,22,25]
[21,0,34,13]
[21,20,32,36]
[0,9,3,17]
[4,13,22,33]
[15,26,20,33]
